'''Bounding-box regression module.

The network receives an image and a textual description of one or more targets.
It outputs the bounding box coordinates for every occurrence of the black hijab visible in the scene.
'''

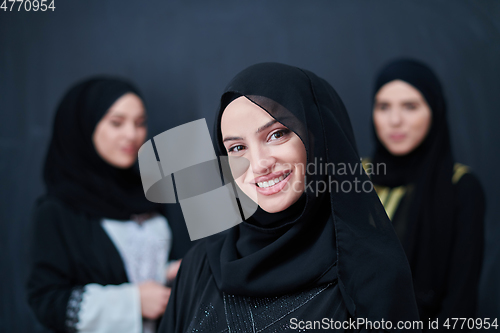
[370,59,455,317]
[43,77,160,220]
[207,63,419,326]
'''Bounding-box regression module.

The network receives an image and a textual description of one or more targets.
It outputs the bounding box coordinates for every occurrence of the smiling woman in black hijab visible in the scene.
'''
[159,62,420,332]
[27,77,189,333]
[366,59,485,327]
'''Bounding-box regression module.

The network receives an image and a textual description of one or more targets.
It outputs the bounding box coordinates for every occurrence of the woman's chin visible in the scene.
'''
[258,195,298,214]
[238,181,304,214]
[383,141,416,156]
[108,156,137,169]
[259,205,283,214]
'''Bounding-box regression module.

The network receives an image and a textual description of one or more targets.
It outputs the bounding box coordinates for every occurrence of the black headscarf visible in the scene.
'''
[370,59,455,318]
[43,77,160,220]
[207,62,419,326]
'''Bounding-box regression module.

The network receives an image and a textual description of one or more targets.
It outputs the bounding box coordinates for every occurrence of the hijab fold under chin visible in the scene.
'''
[207,62,419,326]
[43,77,160,220]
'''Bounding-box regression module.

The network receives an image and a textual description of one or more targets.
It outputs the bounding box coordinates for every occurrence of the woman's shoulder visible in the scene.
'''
[33,195,69,216]
[452,164,483,192]
[452,164,485,208]
[35,195,80,216]
[35,194,66,210]
[452,163,471,184]
[181,239,209,272]
[361,157,371,170]
[32,195,87,226]
[173,239,214,302]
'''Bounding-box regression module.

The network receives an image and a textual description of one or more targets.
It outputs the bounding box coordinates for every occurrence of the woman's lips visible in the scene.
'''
[389,133,406,142]
[252,170,292,196]
[121,146,137,154]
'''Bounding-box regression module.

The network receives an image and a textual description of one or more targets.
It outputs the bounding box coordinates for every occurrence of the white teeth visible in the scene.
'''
[256,172,291,188]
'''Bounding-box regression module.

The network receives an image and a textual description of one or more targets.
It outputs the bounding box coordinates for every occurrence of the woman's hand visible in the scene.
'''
[138,281,171,319]
[166,259,182,283]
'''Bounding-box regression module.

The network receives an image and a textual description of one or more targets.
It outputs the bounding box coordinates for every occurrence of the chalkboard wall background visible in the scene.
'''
[1,1,499,331]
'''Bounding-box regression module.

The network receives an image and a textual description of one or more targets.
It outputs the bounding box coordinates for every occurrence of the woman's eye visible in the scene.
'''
[228,145,245,153]
[110,121,122,127]
[376,104,389,111]
[404,103,417,110]
[269,129,289,141]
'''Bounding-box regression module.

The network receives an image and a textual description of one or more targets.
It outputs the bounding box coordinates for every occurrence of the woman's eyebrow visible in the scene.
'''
[256,119,278,133]
[223,136,244,143]
[108,113,126,118]
[223,120,278,142]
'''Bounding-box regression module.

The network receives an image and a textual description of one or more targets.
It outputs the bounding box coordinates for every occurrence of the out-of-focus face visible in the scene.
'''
[373,80,432,156]
[93,93,147,168]
[221,96,307,214]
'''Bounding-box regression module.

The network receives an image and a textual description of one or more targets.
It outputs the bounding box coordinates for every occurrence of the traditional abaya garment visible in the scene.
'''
[27,78,191,333]
[159,63,420,333]
[367,59,485,327]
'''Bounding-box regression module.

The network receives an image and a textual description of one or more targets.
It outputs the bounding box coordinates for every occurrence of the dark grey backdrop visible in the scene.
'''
[1,1,499,331]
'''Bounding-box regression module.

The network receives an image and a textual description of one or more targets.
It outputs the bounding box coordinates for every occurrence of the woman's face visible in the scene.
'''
[92,93,147,168]
[373,80,432,156]
[221,96,307,214]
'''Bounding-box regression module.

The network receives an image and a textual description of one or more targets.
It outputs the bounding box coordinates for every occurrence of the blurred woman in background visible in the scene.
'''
[27,77,184,333]
[366,59,485,327]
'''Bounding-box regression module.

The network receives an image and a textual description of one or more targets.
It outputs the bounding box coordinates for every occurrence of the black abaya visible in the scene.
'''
[160,241,351,333]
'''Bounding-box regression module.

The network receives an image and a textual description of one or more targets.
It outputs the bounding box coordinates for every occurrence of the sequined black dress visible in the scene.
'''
[160,241,350,333]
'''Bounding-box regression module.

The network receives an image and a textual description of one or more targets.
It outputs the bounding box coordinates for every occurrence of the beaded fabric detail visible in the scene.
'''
[186,283,333,333]
[65,286,85,333]
[223,283,332,333]
[186,303,220,332]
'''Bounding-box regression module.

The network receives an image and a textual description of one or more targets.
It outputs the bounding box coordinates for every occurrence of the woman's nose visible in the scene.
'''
[388,109,403,126]
[123,122,140,140]
[249,146,276,176]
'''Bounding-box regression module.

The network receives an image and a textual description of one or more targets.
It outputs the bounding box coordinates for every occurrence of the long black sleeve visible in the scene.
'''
[159,241,211,333]
[26,198,80,332]
[26,196,130,332]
